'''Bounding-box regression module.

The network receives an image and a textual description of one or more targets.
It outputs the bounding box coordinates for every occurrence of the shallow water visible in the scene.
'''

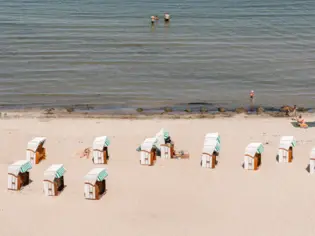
[1,0,315,111]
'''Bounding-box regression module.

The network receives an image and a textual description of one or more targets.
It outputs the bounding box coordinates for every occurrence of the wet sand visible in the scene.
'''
[0,114,315,236]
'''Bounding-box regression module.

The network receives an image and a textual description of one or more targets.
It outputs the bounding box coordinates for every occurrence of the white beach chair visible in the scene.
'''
[155,129,174,159]
[139,137,157,166]
[92,136,110,164]
[310,148,315,174]
[244,143,264,170]
[26,137,46,165]
[278,136,296,163]
[84,168,108,200]
[8,160,32,190]
[43,164,66,196]
[201,133,220,168]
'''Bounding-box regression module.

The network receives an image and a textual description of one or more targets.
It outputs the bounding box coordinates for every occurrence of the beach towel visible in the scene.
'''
[291,122,315,128]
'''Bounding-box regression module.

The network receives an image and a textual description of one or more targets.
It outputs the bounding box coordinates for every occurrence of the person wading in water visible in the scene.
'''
[164,13,170,22]
[249,90,255,112]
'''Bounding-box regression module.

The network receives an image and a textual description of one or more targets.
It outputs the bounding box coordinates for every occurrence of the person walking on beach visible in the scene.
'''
[249,90,255,111]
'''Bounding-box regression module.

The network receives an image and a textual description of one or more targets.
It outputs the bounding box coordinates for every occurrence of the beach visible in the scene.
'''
[0,113,315,236]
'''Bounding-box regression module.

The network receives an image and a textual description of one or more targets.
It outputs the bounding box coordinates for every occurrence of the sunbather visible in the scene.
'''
[297,115,308,128]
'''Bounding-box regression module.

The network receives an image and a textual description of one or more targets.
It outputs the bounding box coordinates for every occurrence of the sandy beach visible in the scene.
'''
[0,114,315,236]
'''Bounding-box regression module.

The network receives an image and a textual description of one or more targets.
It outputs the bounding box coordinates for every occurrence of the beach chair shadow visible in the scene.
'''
[241,163,245,169]
[58,185,67,195]
[306,164,311,173]
[20,179,33,190]
[99,189,107,200]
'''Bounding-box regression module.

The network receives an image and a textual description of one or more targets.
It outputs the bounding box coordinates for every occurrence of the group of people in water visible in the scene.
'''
[151,13,170,24]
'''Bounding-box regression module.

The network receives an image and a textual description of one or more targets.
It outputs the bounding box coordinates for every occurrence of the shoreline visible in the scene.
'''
[0,103,313,116]
[0,105,313,120]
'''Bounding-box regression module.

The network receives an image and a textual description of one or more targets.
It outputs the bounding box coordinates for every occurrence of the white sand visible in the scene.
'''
[0,116,315,236]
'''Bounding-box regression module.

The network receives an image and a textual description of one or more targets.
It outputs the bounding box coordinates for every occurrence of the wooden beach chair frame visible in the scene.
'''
[160,143,175,159]
[43,176,65,196]
[8,172,30,191]
[93,146,108,164]
[202,152,216,168]
[27,143,46,164]
[140,149,156,166]
[84,179,106,200]
[279,147,293,163]
[244,153,261,170]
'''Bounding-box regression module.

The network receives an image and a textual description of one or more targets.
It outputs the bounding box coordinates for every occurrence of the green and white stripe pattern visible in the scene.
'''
[97,169,108,181]
[104,137,110,147]
[20,161,32,173]
[215,142,221,152]
[257,144,264,154]
[163,129,170,139]
[217,135,221,144]
[291,139,297,147]
[55,166,66,178]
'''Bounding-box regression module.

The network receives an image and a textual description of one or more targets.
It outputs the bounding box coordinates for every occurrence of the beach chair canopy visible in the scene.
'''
[93,136,110,150]
[84,168,108,185]
[245,143,264,157]
[44,164,66,181]
[310,148,315,160]
[279,136,296,150]
[27,137,46,152]
[203,139,220,154]
[140,137,158,152]
[204,133,220,144]
[8,160,32,175]
[156,128,170,140]
[155,128,170,148]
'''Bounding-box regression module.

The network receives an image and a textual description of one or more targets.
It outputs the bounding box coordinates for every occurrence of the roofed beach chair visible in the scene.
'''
[244,143,264,170]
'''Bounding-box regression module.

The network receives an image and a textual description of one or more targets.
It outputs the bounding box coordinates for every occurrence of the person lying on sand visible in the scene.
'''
[297,115,308,128]
[80,148,91,158]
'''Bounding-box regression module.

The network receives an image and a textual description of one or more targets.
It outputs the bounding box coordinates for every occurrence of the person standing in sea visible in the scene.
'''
[249,90,255,111]
[164,13,170,22]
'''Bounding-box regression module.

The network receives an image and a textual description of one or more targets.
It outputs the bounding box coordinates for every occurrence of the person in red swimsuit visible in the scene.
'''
[249,90,255,111]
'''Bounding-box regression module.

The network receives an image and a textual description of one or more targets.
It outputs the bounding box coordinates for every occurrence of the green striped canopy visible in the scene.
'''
[20,161,32,173]
[104,137,110,147]
[205,133,220,144]
[93,136,110,150]
[97,169,108,181]
[55,166,66,178]
[257,144,264,154]
[215,142,221,152]
[279,136,296,150]
[292,139,297,147]
[163,130,170,139]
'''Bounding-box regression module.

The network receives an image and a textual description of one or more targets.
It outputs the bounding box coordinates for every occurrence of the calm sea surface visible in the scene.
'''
[1,0,315,111]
